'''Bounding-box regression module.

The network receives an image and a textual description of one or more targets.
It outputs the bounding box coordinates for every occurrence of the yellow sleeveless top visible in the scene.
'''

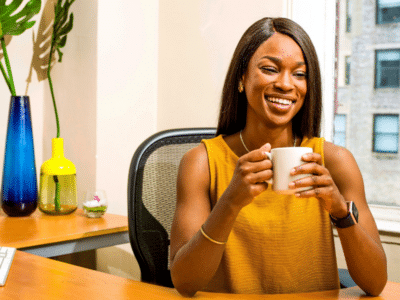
[201,135,339,294]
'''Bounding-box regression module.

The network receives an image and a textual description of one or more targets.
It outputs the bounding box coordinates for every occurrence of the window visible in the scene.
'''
[377,0,400,24]
[334,0,400,208]
[346,0,352,32]
[334,114,347,147]
[345,56,351,85]
[375,49,400,88]
[373,114,399,153]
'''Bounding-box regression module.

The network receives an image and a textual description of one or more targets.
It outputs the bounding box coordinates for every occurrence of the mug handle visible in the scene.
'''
[265,152,273,184]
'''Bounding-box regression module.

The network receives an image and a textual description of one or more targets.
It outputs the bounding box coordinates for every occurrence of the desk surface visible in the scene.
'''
[1,251,398,300]
[0,209,129,257]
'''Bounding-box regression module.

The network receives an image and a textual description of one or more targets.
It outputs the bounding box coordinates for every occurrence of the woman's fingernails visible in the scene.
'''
[288,182,295,188]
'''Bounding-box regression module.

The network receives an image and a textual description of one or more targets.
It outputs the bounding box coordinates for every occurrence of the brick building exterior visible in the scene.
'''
[336,0,400,206]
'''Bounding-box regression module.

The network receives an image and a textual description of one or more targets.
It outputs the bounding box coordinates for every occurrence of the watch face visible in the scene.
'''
[349,201,359,224]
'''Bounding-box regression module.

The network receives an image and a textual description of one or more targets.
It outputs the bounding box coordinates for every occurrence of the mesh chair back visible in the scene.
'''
[128,128,216,287]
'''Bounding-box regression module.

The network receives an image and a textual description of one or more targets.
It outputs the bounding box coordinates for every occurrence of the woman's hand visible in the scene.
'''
[288,152,348,218]
[223,143,272,209]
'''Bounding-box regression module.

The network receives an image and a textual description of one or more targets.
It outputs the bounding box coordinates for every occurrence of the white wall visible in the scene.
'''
[95,0,159,279]
[157,0,285,130]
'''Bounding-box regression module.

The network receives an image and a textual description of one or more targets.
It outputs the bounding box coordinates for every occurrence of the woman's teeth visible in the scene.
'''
[267,97,293,105]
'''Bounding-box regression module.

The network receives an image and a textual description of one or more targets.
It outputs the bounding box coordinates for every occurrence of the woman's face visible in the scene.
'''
[242,32,307,130]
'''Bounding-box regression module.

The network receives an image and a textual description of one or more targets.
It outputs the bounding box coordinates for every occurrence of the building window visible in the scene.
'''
[375,49,400,88]
[377,0,400,24]
[345,56,351,85]
[373,114,399,153]
[334,114,347,147]
[346,0,352,32]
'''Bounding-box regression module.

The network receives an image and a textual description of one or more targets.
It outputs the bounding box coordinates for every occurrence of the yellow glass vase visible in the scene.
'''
[39,138,77,215]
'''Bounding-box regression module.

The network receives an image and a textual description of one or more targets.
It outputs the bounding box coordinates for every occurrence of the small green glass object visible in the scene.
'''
[39,138,77,215]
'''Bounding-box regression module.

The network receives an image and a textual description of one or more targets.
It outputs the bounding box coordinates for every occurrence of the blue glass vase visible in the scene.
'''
[1,96,38,216]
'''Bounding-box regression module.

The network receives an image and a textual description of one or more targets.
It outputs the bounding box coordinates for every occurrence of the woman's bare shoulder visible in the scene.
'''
[323,140,365,198]
[177,143,210,198]
[324,140,356,168]
[179,143,209,172]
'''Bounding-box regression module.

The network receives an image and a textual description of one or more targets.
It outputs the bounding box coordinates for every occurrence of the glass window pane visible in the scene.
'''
[334,133,346,148]
[374,134,399,152]
[345,56,351,85]
[377,51,400,61]
[334,115,346,132]
[379,0,400,8]
[375,115,399,133]
[346,0,352,32]
[334,115,346,147]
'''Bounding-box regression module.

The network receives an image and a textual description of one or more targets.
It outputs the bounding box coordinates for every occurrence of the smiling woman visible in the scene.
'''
[241,32,307,139]
[169,17,387,297]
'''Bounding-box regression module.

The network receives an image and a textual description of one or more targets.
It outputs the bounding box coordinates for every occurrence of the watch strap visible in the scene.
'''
[330,201,359,228]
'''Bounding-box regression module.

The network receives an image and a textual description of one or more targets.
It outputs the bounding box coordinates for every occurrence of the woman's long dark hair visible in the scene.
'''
[216,17,322,138]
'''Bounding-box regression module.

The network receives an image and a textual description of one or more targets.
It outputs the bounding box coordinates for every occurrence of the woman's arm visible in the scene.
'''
[324,142,387,296]
[169,142,271,297]
[290,141,387,296]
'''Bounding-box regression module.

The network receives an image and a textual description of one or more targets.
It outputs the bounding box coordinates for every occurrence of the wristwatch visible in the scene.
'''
[330,201,359,228]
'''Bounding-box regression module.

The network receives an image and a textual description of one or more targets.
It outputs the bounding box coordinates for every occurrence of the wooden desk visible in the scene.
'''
[0,209,129,257]
[0,251,399,300]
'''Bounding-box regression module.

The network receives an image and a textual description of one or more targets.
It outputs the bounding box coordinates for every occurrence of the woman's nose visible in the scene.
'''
[274,71,294,91]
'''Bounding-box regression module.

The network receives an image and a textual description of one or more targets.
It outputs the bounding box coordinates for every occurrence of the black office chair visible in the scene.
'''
[128,128,216,287]
[127,128,357,289]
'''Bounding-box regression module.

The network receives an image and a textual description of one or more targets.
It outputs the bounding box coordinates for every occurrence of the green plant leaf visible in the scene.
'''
[0,0,42,39]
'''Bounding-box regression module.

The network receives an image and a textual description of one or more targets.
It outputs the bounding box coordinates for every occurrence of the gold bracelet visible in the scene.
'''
[199,226,227,245]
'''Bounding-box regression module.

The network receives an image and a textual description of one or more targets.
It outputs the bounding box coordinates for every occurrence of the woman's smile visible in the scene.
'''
[265,96,296,113]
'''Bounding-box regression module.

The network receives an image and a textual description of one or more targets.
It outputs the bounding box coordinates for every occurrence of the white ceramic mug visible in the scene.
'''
[265,147,313,194]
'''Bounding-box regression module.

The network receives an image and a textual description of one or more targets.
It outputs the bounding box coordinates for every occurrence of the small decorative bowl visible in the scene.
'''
[83,190,108,218]
[83,204,108,218]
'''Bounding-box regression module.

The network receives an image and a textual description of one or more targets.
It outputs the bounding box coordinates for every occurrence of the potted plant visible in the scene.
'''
[38,0,78,215]
[0,0,42,216]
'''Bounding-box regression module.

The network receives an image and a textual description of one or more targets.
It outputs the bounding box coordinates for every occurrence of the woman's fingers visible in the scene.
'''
[287,152,345,214]
[290,152,326,176]
[290,174,332,188]
[236,155,272,182]
[227,143,273,206]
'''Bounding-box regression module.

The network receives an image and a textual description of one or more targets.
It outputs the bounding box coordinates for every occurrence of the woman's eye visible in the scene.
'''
[294,72,307,78]
[261,67,277,73]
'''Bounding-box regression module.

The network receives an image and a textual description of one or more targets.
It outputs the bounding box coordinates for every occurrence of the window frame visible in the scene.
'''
[372,114,400,154]
[376,0,400,25]
[375,49,400,89]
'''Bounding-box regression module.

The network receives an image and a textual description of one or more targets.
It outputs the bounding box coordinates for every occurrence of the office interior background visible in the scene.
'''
[0,0,399,283]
